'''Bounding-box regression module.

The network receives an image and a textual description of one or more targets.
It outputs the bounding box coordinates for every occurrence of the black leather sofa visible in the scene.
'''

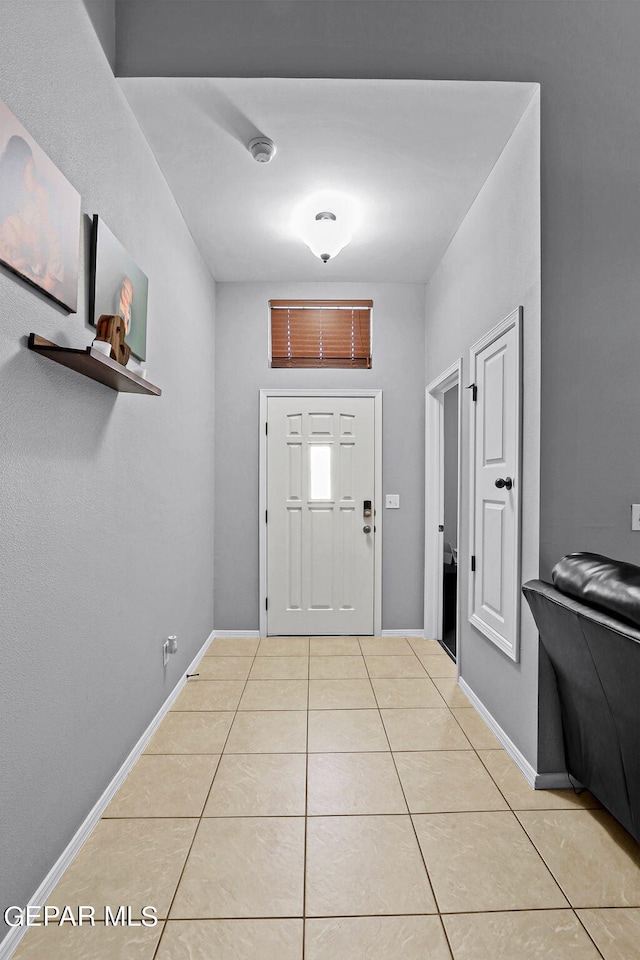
[523,553,640,842]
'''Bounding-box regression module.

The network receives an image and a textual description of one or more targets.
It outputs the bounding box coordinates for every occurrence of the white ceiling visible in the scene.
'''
[120,77,536,283]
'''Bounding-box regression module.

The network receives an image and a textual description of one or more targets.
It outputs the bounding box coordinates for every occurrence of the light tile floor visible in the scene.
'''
[13,636,640,960]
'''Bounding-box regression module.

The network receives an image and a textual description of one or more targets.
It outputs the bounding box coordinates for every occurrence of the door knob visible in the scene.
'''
[495,477,513,490]
[363,525,372,534]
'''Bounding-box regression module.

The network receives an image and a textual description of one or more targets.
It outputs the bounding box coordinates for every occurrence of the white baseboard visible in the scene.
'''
[213,630,426,640]
[0,628,215,960]
[458,678,571,790]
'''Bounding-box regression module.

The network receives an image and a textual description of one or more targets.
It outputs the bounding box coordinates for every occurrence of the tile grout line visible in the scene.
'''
[359,636,450,951]
[196,638,262,807]
[415,645,570,949]
[383,636,576,956]
[414,645,507,960]
[145,906,634,920]
[511,810,593,918]
[572,911,607,960]
[302,640,310,957]
[418,649,599,953]
[150,637,262,959]
[104,806,576,821]
[441,650,617,953]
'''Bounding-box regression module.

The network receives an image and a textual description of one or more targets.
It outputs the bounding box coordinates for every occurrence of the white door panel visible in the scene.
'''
[469,308,522,661]
[481,500,505,617]
[267,396,375,635]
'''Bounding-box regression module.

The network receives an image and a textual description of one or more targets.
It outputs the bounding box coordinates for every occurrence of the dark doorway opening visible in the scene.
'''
[441,383,458,660]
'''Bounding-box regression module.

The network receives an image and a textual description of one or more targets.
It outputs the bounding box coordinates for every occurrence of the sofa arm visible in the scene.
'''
[552,553,640,629]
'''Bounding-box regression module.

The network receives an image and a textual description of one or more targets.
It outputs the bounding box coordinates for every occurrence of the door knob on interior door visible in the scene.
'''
[495,476,513,490]
[363,525,372,534]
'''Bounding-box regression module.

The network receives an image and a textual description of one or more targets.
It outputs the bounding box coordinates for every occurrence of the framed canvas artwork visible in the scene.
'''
[0,99,81,312]
[90,215,148,361]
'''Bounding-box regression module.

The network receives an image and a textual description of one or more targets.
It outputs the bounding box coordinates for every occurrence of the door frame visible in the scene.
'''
[424,360,463,653]
[259,388,383,638]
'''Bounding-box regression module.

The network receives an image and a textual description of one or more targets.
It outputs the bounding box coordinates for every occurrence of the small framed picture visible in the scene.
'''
[0,99,81,312]
[90,215,148,361]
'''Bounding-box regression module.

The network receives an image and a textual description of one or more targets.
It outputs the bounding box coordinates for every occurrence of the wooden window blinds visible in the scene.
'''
[270,300,373,369]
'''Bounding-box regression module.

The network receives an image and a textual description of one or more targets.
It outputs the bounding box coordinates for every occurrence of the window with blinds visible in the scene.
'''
[270,300,372,369]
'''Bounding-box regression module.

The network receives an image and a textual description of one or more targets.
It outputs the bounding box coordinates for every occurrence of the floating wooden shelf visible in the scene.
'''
[28,334,161,396]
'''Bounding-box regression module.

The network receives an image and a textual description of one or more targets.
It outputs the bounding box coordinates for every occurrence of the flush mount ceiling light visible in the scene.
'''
[248,136,277,163]
[305,211,351,263]
[293,191,361,264]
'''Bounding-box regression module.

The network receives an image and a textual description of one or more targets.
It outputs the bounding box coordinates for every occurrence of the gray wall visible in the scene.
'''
[0,0,216,930]
[83,0,116,72]
[425,94,543,767]
[214,282,426,632]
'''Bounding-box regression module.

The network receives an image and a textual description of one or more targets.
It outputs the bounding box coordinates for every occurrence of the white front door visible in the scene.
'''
[267,396,375,636]
[469,307,522,661]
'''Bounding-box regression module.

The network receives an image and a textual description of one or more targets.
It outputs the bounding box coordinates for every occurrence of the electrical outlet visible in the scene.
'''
[162,640,170,667]
[632,504,640,531]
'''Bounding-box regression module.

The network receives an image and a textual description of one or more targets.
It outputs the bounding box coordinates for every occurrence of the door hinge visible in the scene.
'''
[265,422,268,435]
[265,510,268,523]
[466,383,478,402]
[265,597,268,610]
[471,555,476,572]
[438,524,444,532]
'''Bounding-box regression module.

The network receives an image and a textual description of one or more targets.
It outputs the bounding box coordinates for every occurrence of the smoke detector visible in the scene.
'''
[248,137,277,163]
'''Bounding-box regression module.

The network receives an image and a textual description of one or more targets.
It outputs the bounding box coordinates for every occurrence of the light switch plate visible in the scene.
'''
[631,504,640,531]
[385,494,400,509]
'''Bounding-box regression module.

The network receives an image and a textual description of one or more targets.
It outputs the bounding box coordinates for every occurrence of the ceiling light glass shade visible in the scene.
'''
[292,191,361,263]
[301,212,352,262]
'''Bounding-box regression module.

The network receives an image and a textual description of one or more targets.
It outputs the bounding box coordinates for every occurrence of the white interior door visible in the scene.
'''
[267,396,375,636]
[469,307,522,661]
